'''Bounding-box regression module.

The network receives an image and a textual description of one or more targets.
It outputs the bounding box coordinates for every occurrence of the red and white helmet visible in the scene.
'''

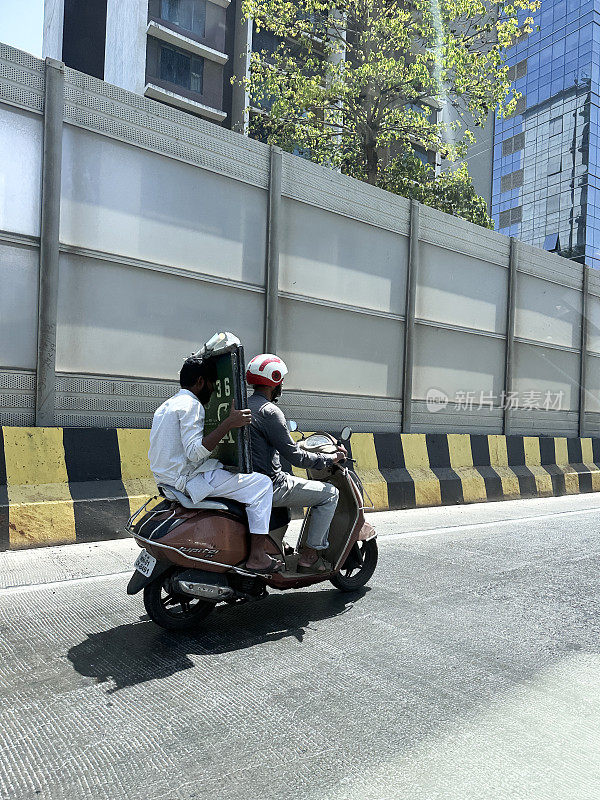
[246,354,288,387]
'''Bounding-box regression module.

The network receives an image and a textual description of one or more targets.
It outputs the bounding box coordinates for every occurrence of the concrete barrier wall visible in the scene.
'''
[0,427,157,550]
[350,431,600,511]
[2,426,600,550]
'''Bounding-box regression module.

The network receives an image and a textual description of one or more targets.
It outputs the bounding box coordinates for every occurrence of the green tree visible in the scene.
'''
[240,0,537,224]
[382,155,494,227]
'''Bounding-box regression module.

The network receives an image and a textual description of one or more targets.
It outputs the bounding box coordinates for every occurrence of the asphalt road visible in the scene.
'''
[2,494,600,800]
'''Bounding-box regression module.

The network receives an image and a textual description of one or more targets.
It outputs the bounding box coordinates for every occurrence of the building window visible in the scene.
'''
[160,0,206,38]
[506,95,527,118]
[547,156,562,176]
[500,168,524,193]
[550,117,563,136]
[501,132,525,157]
[499,206,522,228]
[507,58,528,82]
[515,96,527,114]
[62,0,108,79]
[544,233,560,251]
[160,44,204,93]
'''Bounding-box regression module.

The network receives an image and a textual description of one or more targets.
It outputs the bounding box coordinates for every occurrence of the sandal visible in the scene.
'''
[243,555,285,575]
[297,555,333,574]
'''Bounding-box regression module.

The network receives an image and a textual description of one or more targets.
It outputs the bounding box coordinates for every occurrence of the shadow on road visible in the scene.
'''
[67,586,368,692]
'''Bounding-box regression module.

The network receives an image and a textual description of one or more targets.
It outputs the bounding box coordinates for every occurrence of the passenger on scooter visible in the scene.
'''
[148,356,284,574]
[246,354,345,573]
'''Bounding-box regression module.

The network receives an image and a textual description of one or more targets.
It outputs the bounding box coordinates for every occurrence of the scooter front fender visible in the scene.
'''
[127,560,172,595]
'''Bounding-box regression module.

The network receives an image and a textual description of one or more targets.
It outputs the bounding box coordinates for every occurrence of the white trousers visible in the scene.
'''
[186,469,273,536]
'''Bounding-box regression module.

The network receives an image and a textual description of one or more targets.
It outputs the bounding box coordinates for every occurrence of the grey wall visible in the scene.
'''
[465,112,494,209]
[441,102,494,210]
[42,0,65,62]
[104,0,148,94]
[0,42,597,436]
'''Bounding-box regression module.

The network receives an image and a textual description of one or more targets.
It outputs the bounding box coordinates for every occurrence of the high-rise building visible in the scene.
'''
[43,0,247,127]
[492,0,597,267]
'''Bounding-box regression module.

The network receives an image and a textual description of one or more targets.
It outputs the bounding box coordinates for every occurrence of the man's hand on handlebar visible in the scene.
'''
[332,445,348,464]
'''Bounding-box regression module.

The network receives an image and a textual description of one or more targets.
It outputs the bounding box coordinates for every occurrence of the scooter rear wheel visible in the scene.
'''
[143,572,215,631]
[330,539,378,592]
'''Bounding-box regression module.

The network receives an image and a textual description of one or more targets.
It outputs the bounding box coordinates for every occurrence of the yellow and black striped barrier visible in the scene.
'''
[2,427,600,550]
[0,427,158,551]
[350,432,600,511]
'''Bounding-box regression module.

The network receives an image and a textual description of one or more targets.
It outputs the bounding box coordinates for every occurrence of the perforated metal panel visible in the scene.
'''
[2,394,35,409]
[63,67,270,189]
[411,402,504,434]
[0,371,35,390]
[56,395,162,413]
[54,372,179,428]
[0,369,35,426]
[507,410,579,438]
[584,413,600,437]
[50,377,405,431]
[419,204,510,268]
[0,411,36,426]
[55,375,174,397]
[281,152,410,236]
[54,413,153,429]
[0,44,45,113]
[0,43,45,73]
[279,391,402,433]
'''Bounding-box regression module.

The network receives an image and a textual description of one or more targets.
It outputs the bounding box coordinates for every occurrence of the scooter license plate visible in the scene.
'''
[134,549,157,578]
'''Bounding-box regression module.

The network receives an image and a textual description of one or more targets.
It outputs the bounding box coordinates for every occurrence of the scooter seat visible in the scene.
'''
[158,485,247,521]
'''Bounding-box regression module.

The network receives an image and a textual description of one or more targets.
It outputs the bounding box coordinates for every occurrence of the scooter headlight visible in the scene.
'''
[304,434,334,448]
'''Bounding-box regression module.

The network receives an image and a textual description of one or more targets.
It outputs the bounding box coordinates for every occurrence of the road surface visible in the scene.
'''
[1,494,600,799]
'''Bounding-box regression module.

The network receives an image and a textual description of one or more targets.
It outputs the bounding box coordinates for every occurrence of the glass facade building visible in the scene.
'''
[492,0,600,267]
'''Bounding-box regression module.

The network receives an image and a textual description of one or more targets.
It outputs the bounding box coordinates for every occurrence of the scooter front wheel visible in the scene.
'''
[143,573,215,631]
[330,538,378,592]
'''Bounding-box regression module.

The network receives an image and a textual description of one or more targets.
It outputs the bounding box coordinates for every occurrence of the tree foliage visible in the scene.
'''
[240,0,538,224]
[381,156,494,227]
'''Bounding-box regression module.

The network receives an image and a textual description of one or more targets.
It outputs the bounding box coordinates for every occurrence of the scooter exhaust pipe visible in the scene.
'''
[176,569,236,601]
[177,580,235,600]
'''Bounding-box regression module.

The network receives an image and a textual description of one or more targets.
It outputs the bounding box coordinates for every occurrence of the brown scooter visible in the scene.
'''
[126,427,377,631]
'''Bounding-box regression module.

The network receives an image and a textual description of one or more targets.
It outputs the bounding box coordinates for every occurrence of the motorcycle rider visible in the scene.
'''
[246,354,345,572]
[148,355,284,574]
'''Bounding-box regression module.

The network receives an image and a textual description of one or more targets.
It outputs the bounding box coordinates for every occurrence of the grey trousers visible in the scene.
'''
[272,474,339,550]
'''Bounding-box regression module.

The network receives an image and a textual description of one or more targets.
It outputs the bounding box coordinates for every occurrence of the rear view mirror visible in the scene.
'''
[289,420,298,432]
[341,426,352,441]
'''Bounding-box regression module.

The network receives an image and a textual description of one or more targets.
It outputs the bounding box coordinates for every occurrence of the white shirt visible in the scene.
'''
[148,389,223,494]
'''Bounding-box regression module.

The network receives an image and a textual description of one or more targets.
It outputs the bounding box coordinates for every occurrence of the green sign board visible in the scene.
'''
[202,346,252,472]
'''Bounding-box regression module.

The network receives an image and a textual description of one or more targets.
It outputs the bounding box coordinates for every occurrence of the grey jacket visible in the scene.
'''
[248,392,332,486]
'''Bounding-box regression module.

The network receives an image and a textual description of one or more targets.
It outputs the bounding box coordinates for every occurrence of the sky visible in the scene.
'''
[0,0,44,57]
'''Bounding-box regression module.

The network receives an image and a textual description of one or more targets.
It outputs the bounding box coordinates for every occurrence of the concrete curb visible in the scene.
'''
[2,427,600,550]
